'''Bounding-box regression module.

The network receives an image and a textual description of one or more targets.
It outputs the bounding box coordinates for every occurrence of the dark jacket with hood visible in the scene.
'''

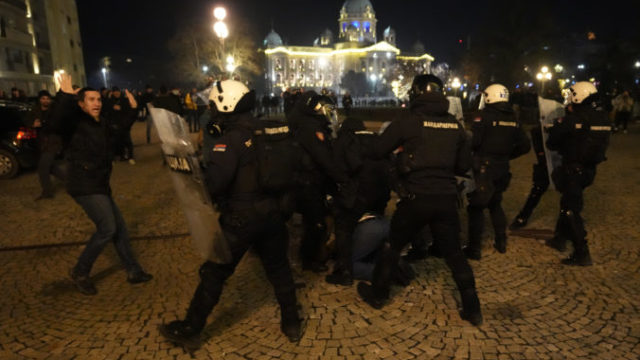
[375,92,471,196]
[53,92,115,197]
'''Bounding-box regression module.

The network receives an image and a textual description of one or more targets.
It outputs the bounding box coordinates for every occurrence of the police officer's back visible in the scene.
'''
[545,81,610,266]
[465,84,530,259]
[357,74,482,326]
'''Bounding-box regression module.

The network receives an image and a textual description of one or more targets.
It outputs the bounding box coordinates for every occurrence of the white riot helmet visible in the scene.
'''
[568,81,597,104]
[483,84,509,104]
[209,80,252,113]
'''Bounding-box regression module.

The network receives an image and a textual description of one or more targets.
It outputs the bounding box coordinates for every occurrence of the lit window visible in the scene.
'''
[352,21,360,28]
[364,22,370,33]
[342,23,347,32]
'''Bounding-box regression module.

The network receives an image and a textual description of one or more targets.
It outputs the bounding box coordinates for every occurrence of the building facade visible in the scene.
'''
[0,0,85,96]
[263,0,433,96]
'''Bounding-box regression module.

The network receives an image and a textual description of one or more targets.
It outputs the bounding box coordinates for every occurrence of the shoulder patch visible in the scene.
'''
[315,131,325,141]
[244,139,252,148]
[473,117,482,122]
[213,144,227,152]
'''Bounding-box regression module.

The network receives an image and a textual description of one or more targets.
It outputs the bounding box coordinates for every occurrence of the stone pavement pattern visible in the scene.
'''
[1,121,639,360]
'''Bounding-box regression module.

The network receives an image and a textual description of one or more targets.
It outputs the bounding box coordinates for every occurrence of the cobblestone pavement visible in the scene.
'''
[1,121,639,360]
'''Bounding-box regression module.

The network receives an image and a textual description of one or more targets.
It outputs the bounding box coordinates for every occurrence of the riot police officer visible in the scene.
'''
[159,80,302,349]
[357,74,482,326]
[290,91,349,272]
[465,84,531,259]
[545,82,611,265]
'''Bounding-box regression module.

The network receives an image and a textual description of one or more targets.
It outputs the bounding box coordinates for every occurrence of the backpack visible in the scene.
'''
[253,119,300,193]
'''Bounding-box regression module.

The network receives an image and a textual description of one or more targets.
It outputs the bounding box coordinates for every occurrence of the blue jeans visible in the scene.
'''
[352,216,389,281]
[72,194,142,276]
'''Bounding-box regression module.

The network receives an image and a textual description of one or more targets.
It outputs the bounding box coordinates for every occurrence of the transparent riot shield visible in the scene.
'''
[537,97,564,191]
[148,104,232,264]
[322,103,340,138]
[447,96,465,126]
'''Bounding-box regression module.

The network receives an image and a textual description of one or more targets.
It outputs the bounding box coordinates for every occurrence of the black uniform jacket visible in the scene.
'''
[470,102,531,162]
[375,92,471,196]
[205,112,259,201]
[54,92,114,197]
[547,104,611,167]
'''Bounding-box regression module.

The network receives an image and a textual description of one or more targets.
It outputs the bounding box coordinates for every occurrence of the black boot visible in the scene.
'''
[325,268,353,286]
[508,215,527,230]
[459,289,483,326]
[561,250,592,266]
[403,247,429,262]
[357,282,387,310]
[280,306,303,343]
[493,234,507,254]
[69,269,97,296]
[158,320,201,350]
[392,259,416,287]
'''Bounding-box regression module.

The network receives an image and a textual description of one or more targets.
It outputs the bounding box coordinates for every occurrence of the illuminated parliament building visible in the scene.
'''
[263,0,434,96]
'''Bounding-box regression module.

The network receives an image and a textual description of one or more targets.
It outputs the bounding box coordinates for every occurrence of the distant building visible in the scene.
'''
[263,0,433,96]
[0,0,86,96]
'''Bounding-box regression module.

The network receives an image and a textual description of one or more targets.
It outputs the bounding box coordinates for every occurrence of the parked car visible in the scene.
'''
[0,101,38,179]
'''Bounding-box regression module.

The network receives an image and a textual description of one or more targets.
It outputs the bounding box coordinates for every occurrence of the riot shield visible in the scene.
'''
[447,96,465,126]
[148,104,232,264]
[537,96,564,191]
[321,103,340,138]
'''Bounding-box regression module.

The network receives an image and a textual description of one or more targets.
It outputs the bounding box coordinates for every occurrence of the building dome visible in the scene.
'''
[383,26,395,38]
[264,29,283,48]
[341,0,375,16]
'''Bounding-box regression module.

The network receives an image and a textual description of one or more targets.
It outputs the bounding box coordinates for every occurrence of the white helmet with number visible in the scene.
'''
[568,81,597,104]
[209,80,251,113]
[483,84,509,104]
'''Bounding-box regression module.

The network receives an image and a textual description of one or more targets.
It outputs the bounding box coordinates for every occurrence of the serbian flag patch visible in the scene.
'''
[213,144,227,152]
[315,131,325,141]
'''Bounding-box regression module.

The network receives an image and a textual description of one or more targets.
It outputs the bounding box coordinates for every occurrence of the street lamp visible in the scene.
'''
[536,66,552,94]
[101,67,108,88]
[202,65,209,73]
[635,61,640,69]
[225,55,236,75]
[213,6,226,21]
[451,77,461,96]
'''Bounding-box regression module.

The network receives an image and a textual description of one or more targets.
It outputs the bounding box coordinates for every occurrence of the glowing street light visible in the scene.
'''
[635,61,640,69]
[213,21,229,39]
[536,66,552,94]
[213,6,227,21]
[101,67,108,88]
[202,65,209,73]
[225,55,236,74]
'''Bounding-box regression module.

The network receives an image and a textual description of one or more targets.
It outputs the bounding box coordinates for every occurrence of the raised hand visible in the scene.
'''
[56,73,78,95]
[125,89,138,109]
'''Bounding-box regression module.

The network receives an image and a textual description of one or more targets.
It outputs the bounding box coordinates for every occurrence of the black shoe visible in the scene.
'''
[280,308,303,343]
[35,193,54,201]
[69,270,97,295]
[403,247,428,262]
[460,309,483,326]
[127,271,153,284]
[357,282,386,310]
[325,269,353,286]
[464,247,481,260]
[545,237,567,252]
[561,252,592,266]
[393,260,416,287]
[493,239,507,254]
[302,261,328,273]
[509,216,527,230]
[159,321,201,350]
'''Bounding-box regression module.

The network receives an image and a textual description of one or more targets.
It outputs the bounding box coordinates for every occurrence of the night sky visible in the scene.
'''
[76,0,639,88]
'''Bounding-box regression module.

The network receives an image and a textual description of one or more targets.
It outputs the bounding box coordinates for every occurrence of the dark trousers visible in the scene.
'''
[296,185,328,265]
[37,150,67,195]
[371,195,478,310]
[553,165,595,255]
[123,128,134,160]
[72,194,142,276]
[517,162,550,221]
[615,111,630,131]
[352,216,388,281]
[184,210,297,332]
[467,171,511,251]
[186,110,199,133]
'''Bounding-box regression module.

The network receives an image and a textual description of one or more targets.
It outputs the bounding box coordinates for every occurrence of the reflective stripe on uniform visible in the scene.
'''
[423,121,459,129]
[354,130,375,135]
[492,121,517,127]
[263,126,290,135]
[590,126,611,131]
